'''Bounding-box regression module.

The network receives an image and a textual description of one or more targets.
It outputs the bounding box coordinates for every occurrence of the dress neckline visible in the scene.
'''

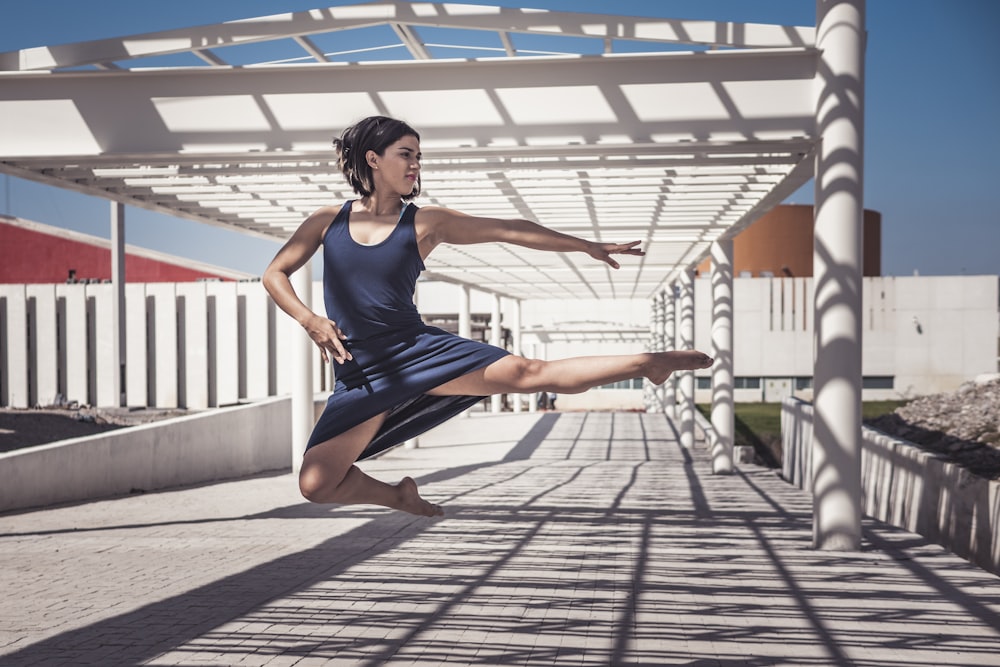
[347,200,408,248]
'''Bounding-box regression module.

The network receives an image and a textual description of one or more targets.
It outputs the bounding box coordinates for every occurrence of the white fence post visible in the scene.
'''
[1,285,29,407]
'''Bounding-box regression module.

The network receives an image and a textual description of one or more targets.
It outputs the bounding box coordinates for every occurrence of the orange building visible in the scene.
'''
[697,204,881,277]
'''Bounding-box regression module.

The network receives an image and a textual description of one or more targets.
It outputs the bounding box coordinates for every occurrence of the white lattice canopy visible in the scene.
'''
[0,2,818,300]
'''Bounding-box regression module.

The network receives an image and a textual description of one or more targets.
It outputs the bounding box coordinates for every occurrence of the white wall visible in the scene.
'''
[1,275,995,409]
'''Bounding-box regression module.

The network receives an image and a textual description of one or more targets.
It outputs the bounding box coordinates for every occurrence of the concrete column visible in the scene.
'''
[678,269,695,448]
[490,293,502,413]
[710,239,735,474]
[654,292,666,409]
[110,201,126,406]
[663,286,677,417]
[511,299,523,412]
[528,342,538,413]
[812,0,866,551]
[643,298,657,412]
[458,284,471,339]
[290,259,315,471]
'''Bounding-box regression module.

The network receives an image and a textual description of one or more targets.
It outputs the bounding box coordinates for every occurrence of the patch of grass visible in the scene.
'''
[696,400,910,468]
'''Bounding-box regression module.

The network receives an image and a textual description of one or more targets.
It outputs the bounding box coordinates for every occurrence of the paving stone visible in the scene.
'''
[2,412,1000,665]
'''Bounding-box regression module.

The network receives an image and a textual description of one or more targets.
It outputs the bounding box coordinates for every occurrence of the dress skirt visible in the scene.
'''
[306,324,510,460]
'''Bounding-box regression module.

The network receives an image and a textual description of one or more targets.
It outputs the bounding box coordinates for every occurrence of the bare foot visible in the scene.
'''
[645,350,714,385]
[396,476,444,517]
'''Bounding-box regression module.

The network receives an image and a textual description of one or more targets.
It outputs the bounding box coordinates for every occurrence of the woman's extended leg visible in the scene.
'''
[427,349,712,397]
[298,411,443,517]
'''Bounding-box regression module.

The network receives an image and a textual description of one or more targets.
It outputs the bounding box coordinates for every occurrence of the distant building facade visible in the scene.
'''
[0,216,251,283]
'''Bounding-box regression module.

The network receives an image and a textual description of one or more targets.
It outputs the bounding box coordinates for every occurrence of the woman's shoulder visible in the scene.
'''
[299,202,350,239]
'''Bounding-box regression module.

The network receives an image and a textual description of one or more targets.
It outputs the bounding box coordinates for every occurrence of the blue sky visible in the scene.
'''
[1,0,998,278]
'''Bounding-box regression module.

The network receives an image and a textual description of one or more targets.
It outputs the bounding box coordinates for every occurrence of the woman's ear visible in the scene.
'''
[366,150,379,170]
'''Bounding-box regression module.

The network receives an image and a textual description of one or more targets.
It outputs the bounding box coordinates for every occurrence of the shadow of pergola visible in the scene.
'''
[3,412,999,666]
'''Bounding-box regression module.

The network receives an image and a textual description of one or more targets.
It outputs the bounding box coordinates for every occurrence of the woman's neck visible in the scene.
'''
[360,194,402,217]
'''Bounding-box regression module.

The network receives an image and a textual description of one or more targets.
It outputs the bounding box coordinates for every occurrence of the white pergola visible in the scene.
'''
[0,1,866,551]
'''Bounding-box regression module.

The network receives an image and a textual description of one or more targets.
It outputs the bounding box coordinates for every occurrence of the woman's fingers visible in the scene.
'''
[304,315,352,363]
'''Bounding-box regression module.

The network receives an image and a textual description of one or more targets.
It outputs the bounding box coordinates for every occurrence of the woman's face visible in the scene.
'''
[368,135,421,198]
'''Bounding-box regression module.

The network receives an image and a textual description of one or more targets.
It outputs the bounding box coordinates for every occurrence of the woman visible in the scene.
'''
[263,116,713,517]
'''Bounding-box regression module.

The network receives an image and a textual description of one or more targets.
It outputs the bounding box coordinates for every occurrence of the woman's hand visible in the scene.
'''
[587,240,645,269]
[301,313,352,364]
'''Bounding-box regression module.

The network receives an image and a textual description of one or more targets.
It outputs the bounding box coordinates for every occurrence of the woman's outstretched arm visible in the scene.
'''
[262,207,352,364]
[416,206,644,269]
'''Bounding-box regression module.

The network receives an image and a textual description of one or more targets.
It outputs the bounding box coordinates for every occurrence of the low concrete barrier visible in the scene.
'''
[0,397,294,512]
[781,397,1000,575]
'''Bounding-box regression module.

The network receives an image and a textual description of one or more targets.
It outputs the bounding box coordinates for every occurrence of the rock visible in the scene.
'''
[866,378,1000,480]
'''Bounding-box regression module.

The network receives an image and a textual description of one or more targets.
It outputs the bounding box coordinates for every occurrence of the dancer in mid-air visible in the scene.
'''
[263,116,713,517]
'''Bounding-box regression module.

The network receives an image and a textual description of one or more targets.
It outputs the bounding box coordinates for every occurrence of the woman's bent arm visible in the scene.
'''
[418,206,643,269]
[262,208,351,363]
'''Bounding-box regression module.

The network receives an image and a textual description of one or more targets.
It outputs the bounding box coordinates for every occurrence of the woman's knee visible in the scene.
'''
[298,459,345,503]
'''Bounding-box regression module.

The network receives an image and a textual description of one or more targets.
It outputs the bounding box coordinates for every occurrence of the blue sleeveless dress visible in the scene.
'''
[305,200,510,460]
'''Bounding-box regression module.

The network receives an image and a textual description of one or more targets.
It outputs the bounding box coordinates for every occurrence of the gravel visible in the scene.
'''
[867,377,1000,480]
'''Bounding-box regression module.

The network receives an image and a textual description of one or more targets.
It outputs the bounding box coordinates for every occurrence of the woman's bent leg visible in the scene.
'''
[299,412,443,517]
[427,349,712,397]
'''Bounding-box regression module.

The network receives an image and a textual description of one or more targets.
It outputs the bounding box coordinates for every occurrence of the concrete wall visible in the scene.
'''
[2,275,996,410]
[781,398,1000,576]
[695,274,997,401]
[0,397,292,512]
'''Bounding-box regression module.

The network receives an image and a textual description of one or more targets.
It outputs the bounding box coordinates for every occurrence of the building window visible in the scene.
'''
[600,379,645,390]
[862,376,894,389]
[735,377,761,389]
[795,377,813,390]
[697,377,711,389]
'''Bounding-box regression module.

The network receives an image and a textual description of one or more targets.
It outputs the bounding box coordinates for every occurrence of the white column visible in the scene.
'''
[290,260,315,471]
[663,286,676,417]
[678,270,695,448]
[643,298,657,412]
[111,201,126,406]
[458,284,472,339]
[812,0,866,552]
[490,293,502,413]
[528,342,538,412]
[710,239,735,474]
[511,299,523,412]
[654,292,666,410]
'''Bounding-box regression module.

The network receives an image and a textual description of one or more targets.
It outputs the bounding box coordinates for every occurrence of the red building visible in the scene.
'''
[0,215,252,283]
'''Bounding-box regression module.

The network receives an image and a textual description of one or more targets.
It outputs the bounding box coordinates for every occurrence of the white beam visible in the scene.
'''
[0,3,814,72]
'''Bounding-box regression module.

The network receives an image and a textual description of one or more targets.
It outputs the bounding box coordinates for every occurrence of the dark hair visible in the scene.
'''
[333,116,421,200]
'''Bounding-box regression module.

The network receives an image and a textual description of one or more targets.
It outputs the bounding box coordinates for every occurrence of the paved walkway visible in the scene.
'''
[1,411,999,666]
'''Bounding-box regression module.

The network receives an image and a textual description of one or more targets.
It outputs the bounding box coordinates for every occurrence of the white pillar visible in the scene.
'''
[291,259,315,471]
[654,292,666,409]
[812,0,866,552]
[458,284,472,339]
[110,201,126,407]
[678,269,695,448]
[490,293,503,413]
[528,342,538,413]
[710,240,735,474]
[643,298,658,412]
[663,286,676,417]
[511,299,523,413]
